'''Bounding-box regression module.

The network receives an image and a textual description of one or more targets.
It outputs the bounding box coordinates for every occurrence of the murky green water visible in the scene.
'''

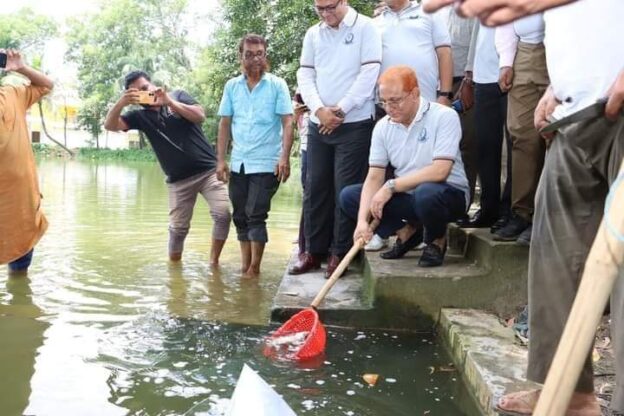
[0,160,477,416]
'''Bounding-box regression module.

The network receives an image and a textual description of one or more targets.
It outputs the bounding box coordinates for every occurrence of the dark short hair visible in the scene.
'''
[238,34,267,55]
[124,70,151,90]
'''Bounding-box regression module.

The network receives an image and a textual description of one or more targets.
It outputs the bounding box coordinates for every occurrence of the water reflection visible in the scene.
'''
[0,277,47,416]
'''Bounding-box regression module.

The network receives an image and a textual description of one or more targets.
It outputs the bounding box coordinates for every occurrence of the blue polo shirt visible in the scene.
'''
[218,73,293,174]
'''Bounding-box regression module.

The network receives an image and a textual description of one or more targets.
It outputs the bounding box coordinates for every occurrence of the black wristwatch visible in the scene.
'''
[437,90,453,100]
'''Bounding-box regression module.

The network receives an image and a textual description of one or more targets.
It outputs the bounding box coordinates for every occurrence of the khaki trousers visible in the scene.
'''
[167,169,231,255]
[507,42,549,221]
[528,115,624,411]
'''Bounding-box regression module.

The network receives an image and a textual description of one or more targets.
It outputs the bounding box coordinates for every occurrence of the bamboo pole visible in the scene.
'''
[534,158,624,415]
[311,218,380,308]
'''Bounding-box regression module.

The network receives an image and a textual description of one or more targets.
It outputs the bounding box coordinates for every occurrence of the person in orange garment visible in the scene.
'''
[0,49,54,275]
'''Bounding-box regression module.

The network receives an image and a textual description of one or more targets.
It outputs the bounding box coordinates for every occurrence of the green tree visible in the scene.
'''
[65,0,195,147]
[188,0,375,140]
[0,8,57,52]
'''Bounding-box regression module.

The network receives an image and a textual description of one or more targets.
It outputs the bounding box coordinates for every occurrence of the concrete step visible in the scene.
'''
[270,249,379,328]
[438,308,539,416]
[448,223,529,270]
[271,225,530,330]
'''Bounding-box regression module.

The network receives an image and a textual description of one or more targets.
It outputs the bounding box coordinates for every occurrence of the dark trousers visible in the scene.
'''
[527,115,624,408]
[340,182,466,242]
[229,165,279,243]
[474,82,512,217]
[297,149,308,254]
[453,77,478,206]
[8,249,34,271]
[304,119,373,256]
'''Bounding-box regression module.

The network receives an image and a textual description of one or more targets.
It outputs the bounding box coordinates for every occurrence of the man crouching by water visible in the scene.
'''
[104,70,231,266]
[340,66,469,267]
[0,49,54,275]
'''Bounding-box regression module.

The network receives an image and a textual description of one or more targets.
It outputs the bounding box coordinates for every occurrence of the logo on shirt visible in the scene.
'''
[418,128,428,142]
[344,33,354,44]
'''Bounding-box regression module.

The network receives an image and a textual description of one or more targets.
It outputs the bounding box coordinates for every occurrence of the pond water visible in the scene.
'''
[0,160,478,416]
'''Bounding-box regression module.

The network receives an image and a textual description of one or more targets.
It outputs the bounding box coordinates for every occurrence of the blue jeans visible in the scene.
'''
[8,249,34,271]
[340,182,466,243]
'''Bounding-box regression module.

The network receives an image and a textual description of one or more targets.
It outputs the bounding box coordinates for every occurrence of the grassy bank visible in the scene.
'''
[33,144,157,162]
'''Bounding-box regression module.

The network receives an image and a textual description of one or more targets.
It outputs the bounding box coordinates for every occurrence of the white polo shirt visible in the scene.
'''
[495,14,545,68]
[544,0,624,119]
[297,7,382,124]
[374,2,451,101]
[472,24,500,84]
[369,98,469,207]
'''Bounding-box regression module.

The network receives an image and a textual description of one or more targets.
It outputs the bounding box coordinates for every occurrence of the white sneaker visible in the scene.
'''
[365,234,388,251]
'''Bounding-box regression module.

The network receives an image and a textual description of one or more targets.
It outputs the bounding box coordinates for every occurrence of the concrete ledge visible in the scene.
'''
[271,226,529,330]
[438,308,539,415]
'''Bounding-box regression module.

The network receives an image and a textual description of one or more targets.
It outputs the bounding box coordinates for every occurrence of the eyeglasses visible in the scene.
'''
[314,0,342,14]
[379,93,411,108]
[243,50,266,60]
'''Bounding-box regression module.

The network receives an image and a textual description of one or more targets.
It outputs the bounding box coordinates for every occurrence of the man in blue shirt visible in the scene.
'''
[217,34,294,278]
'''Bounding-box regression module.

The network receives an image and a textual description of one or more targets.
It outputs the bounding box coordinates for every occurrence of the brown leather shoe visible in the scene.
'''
[325,254,346,279]
[289,253,321,275]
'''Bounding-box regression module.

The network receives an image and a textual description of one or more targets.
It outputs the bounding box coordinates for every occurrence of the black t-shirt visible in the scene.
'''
[122,90,217,183]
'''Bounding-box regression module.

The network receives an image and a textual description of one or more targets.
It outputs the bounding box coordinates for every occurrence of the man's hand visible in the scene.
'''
[216,160,230,183]
[606,70,624,121]
[154,87,172,106]
[534,86,560,140]
[316,106,344,135]
[423,0,575,27]
[275,155,291,183]
[120,88,141,107]
[437,96,452,107]
[353,219,374,245]
[458,73,475,110]
[293,102,309,118]
[373,1,387,17]
[499,67,514,92]
[3,49,25,72]
[370,186,393,220]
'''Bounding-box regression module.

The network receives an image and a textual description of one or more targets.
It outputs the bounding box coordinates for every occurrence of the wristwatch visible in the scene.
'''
[437,90,453,100]
[384,179,396,193]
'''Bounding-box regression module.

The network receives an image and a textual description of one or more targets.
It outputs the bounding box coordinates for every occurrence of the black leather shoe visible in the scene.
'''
[455,213,470,227]
[490,213,511,233]
[460,209,497,228]
[380,227,423,260]
[289,253,321,275]
[493,214,530,241]
[325,254,346,279]
[418,243,446,267]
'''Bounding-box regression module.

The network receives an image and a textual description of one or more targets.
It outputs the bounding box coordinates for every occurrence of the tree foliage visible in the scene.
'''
[0,8,57,53]
[65,0,194,144]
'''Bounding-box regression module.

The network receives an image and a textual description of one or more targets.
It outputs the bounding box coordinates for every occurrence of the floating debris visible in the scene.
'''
[363,374,379,386]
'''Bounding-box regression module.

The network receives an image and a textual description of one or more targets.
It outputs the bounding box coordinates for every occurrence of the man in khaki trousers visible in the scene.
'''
[493,14,549,245]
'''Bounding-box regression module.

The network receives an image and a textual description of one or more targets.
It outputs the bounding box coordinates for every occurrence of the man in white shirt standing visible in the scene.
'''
[290,0,382,278]
[340,65,469,267]
[495,1,624,413]
[493,14,549,245]
[461,22,511,230]
[374,0,453,105]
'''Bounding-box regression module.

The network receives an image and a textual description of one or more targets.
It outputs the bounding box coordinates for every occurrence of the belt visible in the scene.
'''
[540,98,607,134]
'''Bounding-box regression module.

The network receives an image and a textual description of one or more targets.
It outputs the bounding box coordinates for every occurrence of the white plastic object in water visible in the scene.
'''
[227,364,297,416]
